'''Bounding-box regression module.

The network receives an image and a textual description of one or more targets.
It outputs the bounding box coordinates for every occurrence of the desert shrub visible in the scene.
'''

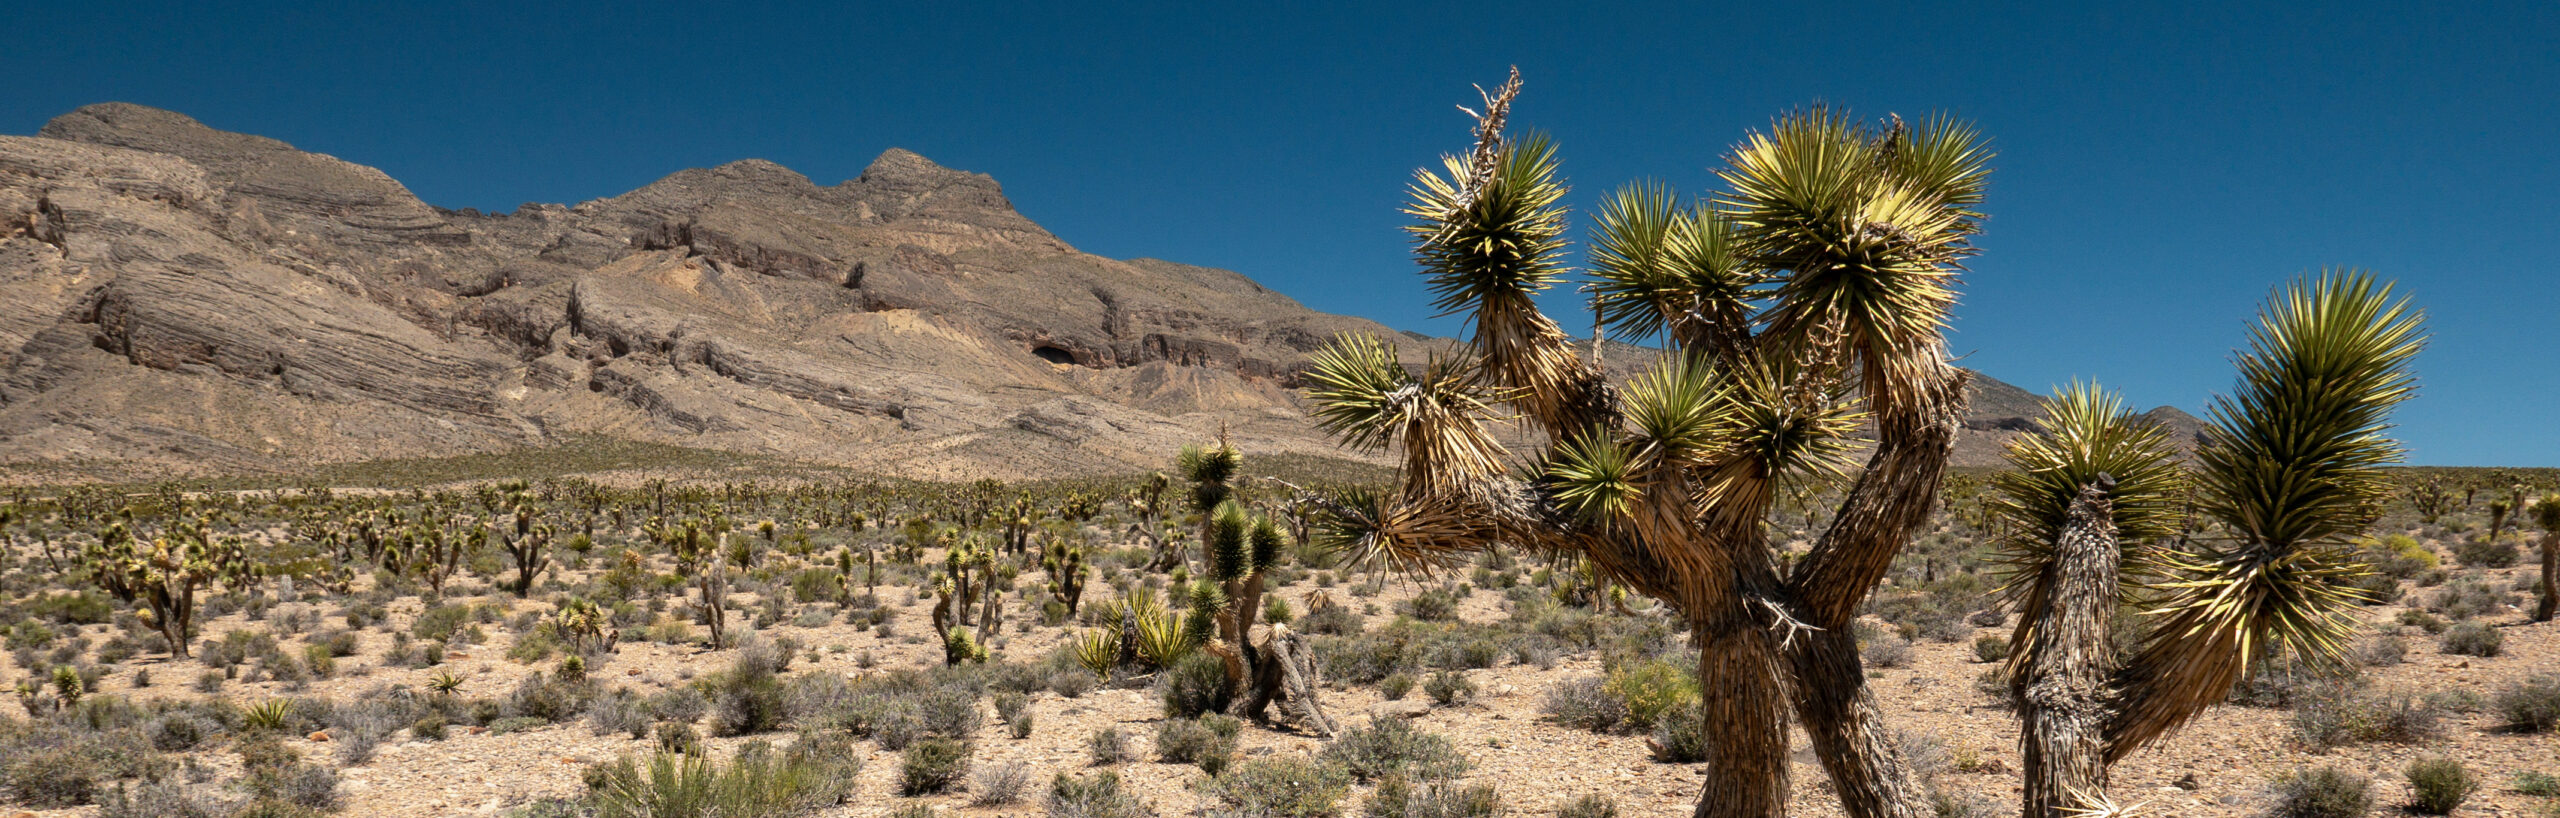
[1088,727,1130,765]
[1863,635,1915,668]
[2399,609,2449,634]
[1381,672,1417,700]
[504,672,594,724]
[973,761,1031,807]
[650,686,709,724]
[1301,602,1362,636]
[2,726,169,807]
[587,691,653,739]
[1604,658,1696,730]
[2430,580,2513,620]
[706,658,788,736]
[1650,700,1710,763]
[1046,770,1152,818]
[2439,621,2503,657]
[2405,757,2474,815]
[1425,670,1476,705]
[243,760,340,812]
[899,737,971,795]
[413,604,473,642]
[2511,770,2560,797]
[1543,675,1629,732]
[1159,652,1228,719]
[1556,793,1619,818]
[1367,775,1502,818]
[585,739,857,818]
[1049,670,1096,699]
[1313,632,1408,684]
[2352,634,2406,667]
[1401,586,1462,621]
[2496,674,2560,732]
[99,780,225,818]
[2451,537,2520,568]
[1204,756,1353,818]
[655,722,700,755]
[2290,683,2443,750]
[2265,766,2371,818]
[1155,718,1238,772]
[1971,635,2009,663]
[1323,718,1466,783]
[412,714,448,742]
[330,699,405,765]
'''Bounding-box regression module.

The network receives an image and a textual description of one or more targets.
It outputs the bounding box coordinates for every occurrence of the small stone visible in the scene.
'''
[308,730,331,742]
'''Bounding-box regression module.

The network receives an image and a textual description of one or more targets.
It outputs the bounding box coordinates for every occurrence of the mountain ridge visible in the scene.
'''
[0,103,2190,481]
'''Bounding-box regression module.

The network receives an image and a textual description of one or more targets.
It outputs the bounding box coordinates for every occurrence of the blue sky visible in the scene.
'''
[13,1,2556,465]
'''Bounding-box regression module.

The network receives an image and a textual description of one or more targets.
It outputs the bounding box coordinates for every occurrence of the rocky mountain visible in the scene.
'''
[0,104,2199,480]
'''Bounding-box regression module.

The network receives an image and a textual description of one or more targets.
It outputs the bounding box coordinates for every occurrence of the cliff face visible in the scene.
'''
[0,103,2164,480]
[0,103,1427,478]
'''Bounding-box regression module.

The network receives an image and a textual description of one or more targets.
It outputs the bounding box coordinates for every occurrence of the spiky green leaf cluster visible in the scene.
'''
[1990,381,2188,592]
[1405,133,1571,318]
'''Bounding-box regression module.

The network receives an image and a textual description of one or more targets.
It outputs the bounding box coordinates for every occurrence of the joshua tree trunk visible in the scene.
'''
[2536,530,2557,622]
[2016,478,2121,818]
[1692,600,1791,818]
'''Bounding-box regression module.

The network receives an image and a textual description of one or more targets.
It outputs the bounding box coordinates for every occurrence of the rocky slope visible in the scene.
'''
[0,103,2196,479]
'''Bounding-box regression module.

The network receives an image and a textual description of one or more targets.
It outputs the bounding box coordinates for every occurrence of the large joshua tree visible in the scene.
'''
[2531,492,2559,622]
[1305,71,1986,818]
[1992,272,2424,817]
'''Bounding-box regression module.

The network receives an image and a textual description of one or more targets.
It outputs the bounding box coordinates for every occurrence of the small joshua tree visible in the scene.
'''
[1993,272,2425,818]
[88,509,252,657]
[1043,537,1090,616]
[498,487,554,598]
[655,517,731,650]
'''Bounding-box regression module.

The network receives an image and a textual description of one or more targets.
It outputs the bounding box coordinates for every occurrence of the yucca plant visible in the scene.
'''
[1993,271,2425,818]
[1304,69,1987,818]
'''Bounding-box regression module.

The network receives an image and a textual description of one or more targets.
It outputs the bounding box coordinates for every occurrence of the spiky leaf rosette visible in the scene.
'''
[1717,107,1989,420]
[1207,500,1251,583]
[2108,269,2425,761]
[1405,134,1601,435]
[1308,486,1487,577]
[1991,381,2187,588]
[1248,515,1287,574]
[1989,381,2186,678]
[1304,334,1508,500]
[1179,442,1241,512]
[1589,184,1759,362]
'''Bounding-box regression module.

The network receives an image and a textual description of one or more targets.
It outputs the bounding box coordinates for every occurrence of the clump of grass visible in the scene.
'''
[1202,756,1353,818]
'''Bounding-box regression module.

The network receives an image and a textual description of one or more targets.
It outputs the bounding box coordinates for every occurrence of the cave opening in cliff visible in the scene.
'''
[1031,345,1076,365]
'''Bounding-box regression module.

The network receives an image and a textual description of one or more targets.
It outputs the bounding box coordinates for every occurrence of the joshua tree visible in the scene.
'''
[2533,493,2560,622]
[498,489,555,597]
[88,510,253,657]
[1043,536,1090,615]
[655,518,731,650]
[1304,71,1986,817]
[1993,272,2424,817]
[1174,436,1242,572]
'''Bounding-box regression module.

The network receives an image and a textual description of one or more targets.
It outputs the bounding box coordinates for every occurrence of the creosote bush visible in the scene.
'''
[1204,756,1354,818]
[2438,621,2503,657]
[2497,674,2560,733]
[2405,756,2475,815]
[2266,766,2372,818]
[899,737,972,795]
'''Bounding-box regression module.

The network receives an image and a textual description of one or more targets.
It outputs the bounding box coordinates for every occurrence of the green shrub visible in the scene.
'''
[899,738,971,795]
[1088,727,1130,765]
[1323,718,1467,783]
[1046,770,1151,818]
[1424,670,1475,705]
[2439,622,2503,657]
[2266,766,2372,818]
[2289,684,2443,750]
[1650,700,1709,763]
[99,780,223,818]
[972,761,1030,807]
[1603,658,1696,730]
[1971,635,2009,663]
[2451,538,2520,568]
[1367,775,1502,818]
[1203,757,1353,818]
[2497,674,2560,732]
[2405,757,2474,815]
[1154,718,1238,772]
[1542,675,1629,732]
[1380,672,1417,701]
[1160,652,1228,719]
[2510,770,2560,797]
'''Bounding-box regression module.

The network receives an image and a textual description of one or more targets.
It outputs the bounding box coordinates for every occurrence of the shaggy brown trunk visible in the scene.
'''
[2536,531,2557,622]
[2016,479,2121,818]
[1786,630,1933,818]
[1693,601,1791,818]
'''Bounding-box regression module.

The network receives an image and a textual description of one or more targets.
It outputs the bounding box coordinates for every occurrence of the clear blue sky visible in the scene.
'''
[14,1,2555,465]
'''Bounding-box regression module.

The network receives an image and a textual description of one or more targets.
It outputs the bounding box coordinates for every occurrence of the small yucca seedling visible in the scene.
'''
[243,699,295,732]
